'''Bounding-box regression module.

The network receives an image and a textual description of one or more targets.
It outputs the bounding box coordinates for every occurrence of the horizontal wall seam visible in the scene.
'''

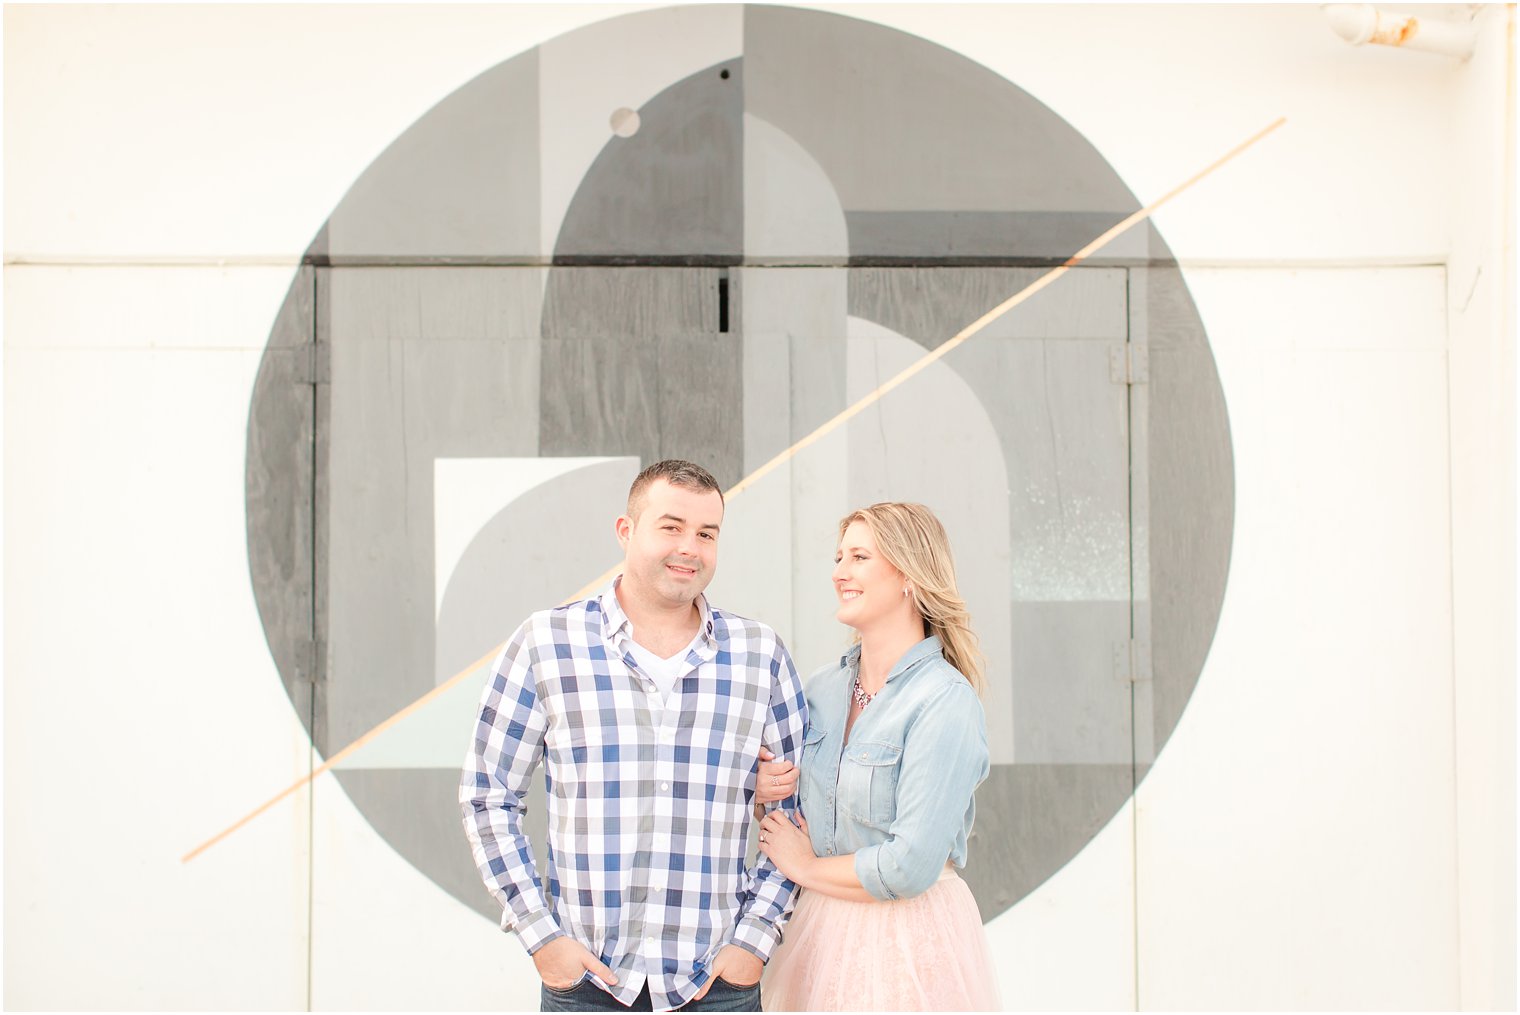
[4,256,1453,269]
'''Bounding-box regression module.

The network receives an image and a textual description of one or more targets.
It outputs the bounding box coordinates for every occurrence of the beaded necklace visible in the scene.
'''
[851,674,876,710]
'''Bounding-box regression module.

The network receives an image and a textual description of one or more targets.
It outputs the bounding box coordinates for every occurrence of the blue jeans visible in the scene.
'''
[540,975,762,1012]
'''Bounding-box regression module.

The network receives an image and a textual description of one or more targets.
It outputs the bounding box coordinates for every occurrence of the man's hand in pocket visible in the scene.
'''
[533,937,619,991]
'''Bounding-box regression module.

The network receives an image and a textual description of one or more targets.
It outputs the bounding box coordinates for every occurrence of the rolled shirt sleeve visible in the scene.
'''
[459,623,564,954]
[853,680,989,902]
[725,637,810,962]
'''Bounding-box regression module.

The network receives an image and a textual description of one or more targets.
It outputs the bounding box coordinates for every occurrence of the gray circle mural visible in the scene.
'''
[246,5,1232,924]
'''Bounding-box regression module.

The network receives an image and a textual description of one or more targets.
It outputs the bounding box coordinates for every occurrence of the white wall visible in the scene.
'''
[5,4,1513,1010]
[1137,265,1458,1008]
[1445,5,1518,1010]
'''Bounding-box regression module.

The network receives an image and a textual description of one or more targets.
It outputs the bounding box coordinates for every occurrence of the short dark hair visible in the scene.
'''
[626,460,724,519]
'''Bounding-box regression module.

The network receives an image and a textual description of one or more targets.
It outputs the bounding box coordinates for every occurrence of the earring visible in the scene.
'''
[903,587,911,598]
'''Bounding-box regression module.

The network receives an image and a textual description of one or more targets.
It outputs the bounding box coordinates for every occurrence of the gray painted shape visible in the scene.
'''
[847,266,1128,344]
[846,211,1149,265]
[968,338,1131,603]
[246,265,318,731]
[743,7,1139,230]
[313,269,332,753]
[845,267,1138,884]
[1011,602,1134,765]
[785,325,850,445]
[435,460,637,683]
[424,459,637,921]
[844,319,1016,764]
[743,113,849,263]
[553,61,742,262]
[848,271,1131,601]
[539,267,744,490]
[536,5,743,258]
[1126,268,1156,768]
[722,267,851,674]
[737,269,823,473]
[322,269,543,748]
[331,768,501,922]
[537,338,663,468]
[326,52,540,263]
[845,261,1228,771]
[242,4,1233,932]
[961,763,1134,922]
[538,268,717,338]
[1139,266,1233,755]
[306,221,330,264]
[327,266,546,344]
[655,333,745,482]
[777,280,852,676]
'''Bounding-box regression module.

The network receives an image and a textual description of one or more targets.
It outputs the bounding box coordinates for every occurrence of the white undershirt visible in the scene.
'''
[626,629,701,706]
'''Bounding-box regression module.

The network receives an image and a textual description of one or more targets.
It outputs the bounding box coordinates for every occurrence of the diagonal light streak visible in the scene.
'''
[182,115,1286,864]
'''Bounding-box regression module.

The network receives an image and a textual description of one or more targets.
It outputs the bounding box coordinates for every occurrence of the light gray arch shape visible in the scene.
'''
[321,51,541,263]
[430,459,640,921]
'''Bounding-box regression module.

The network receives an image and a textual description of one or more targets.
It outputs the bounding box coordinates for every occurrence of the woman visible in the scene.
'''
[754,502,999,1011]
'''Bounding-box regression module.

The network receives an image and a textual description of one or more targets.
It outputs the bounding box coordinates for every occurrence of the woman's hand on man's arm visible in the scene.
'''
[755,746,799,804]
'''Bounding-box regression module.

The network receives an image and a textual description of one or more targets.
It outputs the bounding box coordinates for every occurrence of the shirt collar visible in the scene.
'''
[598,574,718,646]
[839,634,943,682]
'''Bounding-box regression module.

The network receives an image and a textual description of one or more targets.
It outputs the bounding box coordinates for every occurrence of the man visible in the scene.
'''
[461,460,809,1012]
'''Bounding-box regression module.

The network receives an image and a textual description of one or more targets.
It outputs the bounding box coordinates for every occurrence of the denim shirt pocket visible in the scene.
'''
[836,740,902,830]
[797,725,830,811]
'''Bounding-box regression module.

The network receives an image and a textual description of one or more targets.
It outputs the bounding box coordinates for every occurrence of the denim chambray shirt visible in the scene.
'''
[796,635,990,902]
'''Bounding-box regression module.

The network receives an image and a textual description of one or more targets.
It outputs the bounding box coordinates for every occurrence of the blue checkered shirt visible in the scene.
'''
[460,577,809,1010]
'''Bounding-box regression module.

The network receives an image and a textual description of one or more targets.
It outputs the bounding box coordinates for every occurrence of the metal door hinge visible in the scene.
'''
[298,343,331,386]
[1109,343,1148,385]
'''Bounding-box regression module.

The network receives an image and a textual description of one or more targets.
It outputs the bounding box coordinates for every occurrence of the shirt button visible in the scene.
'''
[660,730,674,743]
[660,782,670,791]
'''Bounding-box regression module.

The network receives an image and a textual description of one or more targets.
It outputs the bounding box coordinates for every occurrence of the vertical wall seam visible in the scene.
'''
[307,267,319,1013]
[1126,266,1142,1013]
[306,721,316,1013]
[1443,260,1464,1010]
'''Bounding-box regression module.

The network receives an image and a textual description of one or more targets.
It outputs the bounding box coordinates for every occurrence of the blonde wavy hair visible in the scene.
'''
[839,503,985,694]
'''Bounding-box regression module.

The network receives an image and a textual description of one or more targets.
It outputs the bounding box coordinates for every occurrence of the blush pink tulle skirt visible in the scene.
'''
[762,867,1001,1011]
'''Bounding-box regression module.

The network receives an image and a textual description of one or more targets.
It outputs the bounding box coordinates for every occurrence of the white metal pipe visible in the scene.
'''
[1322,4,1478,59]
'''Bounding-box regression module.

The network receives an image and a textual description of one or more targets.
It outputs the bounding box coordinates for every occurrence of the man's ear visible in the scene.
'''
[614,513,633,549]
